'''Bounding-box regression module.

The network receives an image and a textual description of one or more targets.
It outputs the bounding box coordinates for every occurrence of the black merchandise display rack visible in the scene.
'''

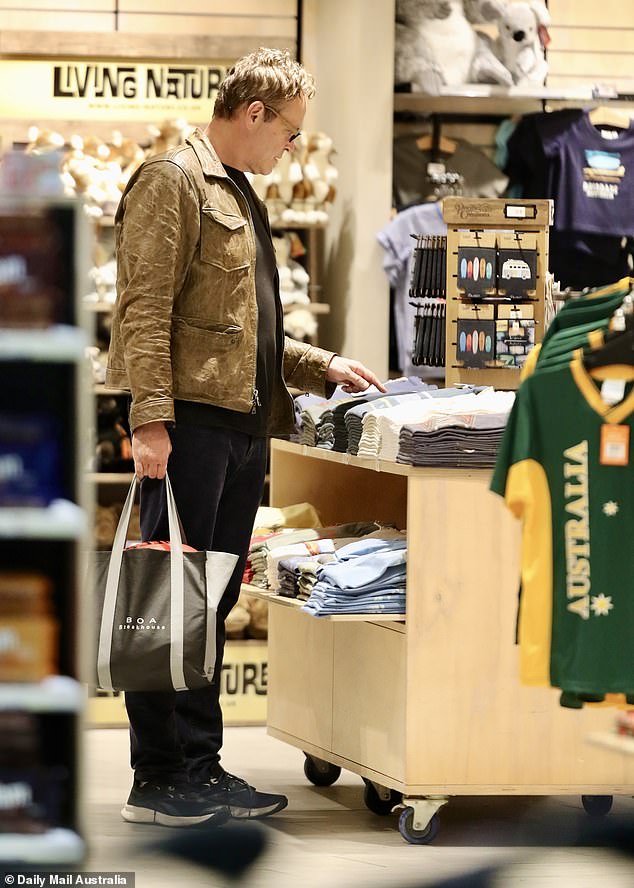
[443,196,553,390]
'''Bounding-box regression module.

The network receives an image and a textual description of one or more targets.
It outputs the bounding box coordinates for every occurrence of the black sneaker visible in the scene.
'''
[121,779,230,828]
[200,770,288,819]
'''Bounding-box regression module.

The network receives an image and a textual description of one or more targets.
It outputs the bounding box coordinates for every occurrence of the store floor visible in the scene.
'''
[85,726,634,888]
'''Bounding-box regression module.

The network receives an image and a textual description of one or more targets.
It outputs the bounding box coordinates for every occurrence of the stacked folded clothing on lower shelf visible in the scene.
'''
[247,521,381,590]
[277,552,336,599]
[301,534,407,617]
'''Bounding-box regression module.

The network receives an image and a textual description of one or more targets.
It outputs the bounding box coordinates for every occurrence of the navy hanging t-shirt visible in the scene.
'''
[504,110,634,288]
[539,109,634,237]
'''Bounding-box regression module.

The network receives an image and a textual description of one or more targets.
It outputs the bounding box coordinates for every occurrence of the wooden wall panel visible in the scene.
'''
[548,52,634,81]
[118,13,297,38]
[549,26,634,55]
[0,11,114,31]
[548,0,634,27]
[3,0,114,8]
[0,1,298,42]
[547,0,634,93]
[119,0,295,12]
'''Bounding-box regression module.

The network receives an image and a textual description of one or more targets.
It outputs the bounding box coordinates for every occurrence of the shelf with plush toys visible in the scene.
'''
[394,84,634,117]
[393,0,634,118]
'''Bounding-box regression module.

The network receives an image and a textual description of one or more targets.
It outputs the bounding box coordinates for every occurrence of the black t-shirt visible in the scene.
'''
[504,110,634,289]
[174,165,279,436]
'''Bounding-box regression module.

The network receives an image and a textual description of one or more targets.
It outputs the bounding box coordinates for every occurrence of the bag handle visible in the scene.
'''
[97,473,188,691]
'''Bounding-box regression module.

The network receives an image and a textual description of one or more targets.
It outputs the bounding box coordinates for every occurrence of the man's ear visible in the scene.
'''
[244,100,265,128]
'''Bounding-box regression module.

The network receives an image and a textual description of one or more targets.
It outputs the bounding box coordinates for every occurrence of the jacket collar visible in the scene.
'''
[186,126,272,231]
[186,127,228,178]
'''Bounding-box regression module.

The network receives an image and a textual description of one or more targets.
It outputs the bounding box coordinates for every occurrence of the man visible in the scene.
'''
[106,47,385,828]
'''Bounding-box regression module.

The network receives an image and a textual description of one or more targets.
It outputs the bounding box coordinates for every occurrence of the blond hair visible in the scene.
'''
[213,47,315,119]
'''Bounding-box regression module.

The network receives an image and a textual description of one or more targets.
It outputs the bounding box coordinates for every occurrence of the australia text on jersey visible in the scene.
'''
[564,440,591,620]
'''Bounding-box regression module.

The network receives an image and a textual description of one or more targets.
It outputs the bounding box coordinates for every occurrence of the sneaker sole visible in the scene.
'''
[121,804,227,827]
[230,798,288,819]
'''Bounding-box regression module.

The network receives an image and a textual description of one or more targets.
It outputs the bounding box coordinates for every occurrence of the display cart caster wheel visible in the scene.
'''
[581,794,613,817]
[398,807,440,844]
[303,753,342,787]
[362,779,403,816]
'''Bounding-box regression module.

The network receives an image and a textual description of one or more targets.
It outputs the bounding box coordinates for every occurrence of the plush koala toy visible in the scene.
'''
[395,0,514,91]
[395,0,478,92]
[495,1,551,85]
[466,0,515,86]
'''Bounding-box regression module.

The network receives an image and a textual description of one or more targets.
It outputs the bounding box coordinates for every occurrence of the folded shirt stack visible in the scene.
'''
[295,378,430,452]
[295,388,356,448]
[397,425,506,468]
[395,389,514,467]
[249,521,381,590]
[357,388,514,462]
[277,552,337,599]
[277,527,405,599]
[302,535,407,617]
[248,528,322,588]
[330,377,433,453]
[346,392,430,456]
[356,394,449,460]
[266,538,336,591]
[346,386,478,457]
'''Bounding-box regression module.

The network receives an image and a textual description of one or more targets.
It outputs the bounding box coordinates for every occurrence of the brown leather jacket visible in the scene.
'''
[106,128,335,434]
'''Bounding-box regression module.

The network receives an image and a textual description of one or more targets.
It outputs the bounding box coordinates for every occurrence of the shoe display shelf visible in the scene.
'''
[0,198,93,864]
[243,438,634,844]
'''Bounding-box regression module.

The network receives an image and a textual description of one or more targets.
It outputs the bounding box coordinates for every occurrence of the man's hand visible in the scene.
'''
[325,356,387,394]
[132,421,172,479]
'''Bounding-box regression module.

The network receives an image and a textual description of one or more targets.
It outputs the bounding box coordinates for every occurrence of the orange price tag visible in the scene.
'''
[600,424,630,466]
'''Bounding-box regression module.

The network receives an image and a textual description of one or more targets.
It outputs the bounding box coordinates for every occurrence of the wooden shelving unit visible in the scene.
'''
[0,198,91,864]
[257,439,634,843]
[394,85,634,117]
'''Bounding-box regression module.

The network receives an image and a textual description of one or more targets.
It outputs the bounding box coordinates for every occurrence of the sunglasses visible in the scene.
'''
[262,104,302,143]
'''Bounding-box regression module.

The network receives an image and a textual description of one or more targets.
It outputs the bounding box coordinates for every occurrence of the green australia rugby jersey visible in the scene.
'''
[491,352,634,699]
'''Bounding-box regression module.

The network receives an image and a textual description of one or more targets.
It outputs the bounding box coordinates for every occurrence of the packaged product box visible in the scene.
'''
[0,617,58,682]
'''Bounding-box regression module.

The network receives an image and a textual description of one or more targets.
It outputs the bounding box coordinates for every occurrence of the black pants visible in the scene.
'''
[125,425,267,783]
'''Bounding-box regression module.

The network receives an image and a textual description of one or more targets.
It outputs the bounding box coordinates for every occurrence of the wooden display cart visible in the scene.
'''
[244,439,634,844]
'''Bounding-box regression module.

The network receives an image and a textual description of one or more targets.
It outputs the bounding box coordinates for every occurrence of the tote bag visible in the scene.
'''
[94,474,238,692]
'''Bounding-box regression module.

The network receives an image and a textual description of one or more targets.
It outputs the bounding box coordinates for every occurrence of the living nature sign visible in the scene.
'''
[53,63,224,101]
[1,59,228,121]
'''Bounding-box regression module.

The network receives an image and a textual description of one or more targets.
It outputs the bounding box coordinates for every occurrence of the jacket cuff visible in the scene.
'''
[283,337,336,398]
[129,397,175,434]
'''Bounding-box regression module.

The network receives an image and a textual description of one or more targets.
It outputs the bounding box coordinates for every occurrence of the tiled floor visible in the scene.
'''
[84,726,634,888]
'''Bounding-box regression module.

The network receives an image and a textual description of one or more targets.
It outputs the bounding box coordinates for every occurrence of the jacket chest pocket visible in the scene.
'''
[200,206,250,272]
